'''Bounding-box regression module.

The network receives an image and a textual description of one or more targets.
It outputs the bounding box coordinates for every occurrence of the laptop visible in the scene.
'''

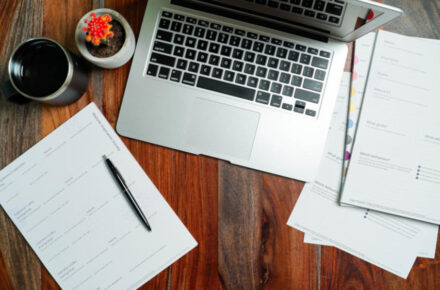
[117,0,402,181]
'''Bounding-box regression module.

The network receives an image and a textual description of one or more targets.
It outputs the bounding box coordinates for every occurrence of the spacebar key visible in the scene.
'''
[197,77,255,101]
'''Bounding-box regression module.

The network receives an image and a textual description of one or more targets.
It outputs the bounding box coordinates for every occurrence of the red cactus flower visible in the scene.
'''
[82,13,114,46]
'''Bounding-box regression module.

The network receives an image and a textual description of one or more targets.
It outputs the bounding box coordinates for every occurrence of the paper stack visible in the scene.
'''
[288,31,439,279]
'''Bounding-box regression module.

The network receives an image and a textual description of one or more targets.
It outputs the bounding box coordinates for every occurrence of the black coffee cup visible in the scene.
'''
[1,38,89,105]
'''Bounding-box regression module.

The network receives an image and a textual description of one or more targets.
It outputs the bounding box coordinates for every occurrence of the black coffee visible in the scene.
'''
[10,40,68,98]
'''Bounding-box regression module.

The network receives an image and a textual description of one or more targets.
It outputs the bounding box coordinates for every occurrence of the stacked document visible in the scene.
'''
[288,31,440,279]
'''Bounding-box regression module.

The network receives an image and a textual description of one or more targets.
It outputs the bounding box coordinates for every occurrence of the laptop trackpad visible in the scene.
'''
[185,98,260,160]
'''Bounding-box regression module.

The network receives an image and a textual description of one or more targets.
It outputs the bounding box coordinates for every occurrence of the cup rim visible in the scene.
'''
[8,37,74,101]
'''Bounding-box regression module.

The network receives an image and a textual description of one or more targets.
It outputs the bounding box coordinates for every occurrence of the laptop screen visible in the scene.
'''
[172,0,402,42]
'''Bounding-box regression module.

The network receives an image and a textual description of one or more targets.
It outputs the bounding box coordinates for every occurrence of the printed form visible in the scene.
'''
[0,103,197,289]
[288,73,438,278]
[341,30,440,224]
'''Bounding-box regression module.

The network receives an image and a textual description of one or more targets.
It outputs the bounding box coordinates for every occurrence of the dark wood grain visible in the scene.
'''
[0,0,439,289]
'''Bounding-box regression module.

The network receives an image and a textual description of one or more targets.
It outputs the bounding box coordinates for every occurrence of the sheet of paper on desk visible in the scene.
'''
[288,72,438,278]
[340,30,440,225]
[0,103,197,289]
[303,33,438,260]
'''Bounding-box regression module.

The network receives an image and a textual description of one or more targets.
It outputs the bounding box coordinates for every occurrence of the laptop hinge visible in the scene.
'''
[171,0,329,43]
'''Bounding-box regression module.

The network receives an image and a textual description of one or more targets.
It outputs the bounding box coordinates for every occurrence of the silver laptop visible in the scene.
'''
[117,0,401,181]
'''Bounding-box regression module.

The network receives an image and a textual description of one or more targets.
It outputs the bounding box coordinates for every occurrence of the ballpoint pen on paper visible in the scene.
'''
[103,155,152,231]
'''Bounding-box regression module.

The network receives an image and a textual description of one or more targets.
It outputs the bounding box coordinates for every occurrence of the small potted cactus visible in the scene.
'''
[75,9,136,69]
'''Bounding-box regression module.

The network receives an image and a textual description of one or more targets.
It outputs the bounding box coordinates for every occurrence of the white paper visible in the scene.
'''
[288,72,438,278]
[0,103,197,289]
[341,30,440,224]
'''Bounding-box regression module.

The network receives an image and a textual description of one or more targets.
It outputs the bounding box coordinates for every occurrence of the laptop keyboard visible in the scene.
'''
[146,10,333,118]
[252,0,346,25]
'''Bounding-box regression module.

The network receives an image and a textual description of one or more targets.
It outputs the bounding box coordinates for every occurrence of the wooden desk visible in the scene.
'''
[0,1,439,289]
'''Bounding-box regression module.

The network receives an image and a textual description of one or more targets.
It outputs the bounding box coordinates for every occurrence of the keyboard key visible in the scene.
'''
[256,91,270,104]
[221,46,232,56]
[194,27,206,38]
[224,70,235,82]
[295,44,306,51]
[232,49,244,59]
[264,44,276,55]
[268,57,279,68]
[256,0,267,4]
[280,3,291,11]
[282,85,294,96]
[294,88,320,103]
[259,80,270,91]
[320,50,331,58]
[317,13,328,21]
[197,52,208,63]
[271,38,282,45]
[314,69,326,81]
[241,39,253,49]
[185,49,196,60]
[197,40,208,50]
[209,55,220,66]
[247,77,258,88]
[197,76,256,101]
[177,59,187,70]
[171,21,182,32]
[185,37,196,47]
[292,7,304,14]
[153,41,173,54]
[282,103,293,111]
[173,46,184,57]
[268,69,279,81]
[270,82,282,94]
[305,109,316,117]
[329,16,340,24]
[253,42,264,52]
[247,32,258,39]
[270,95,282,107]
[288,50,299,61]
[259,35,270,42]
[151,53,176,67]
[170,69,182,82]
[188,62,199,73]
[212,68,223,79]
[314,0,325,11]
[280,72,291,83]
[304,10,315,17]
[230,36,241,46]
[157,30,173,42]
[294,106,304,114]
[209,43,220,53]
[291,75,302,86]
[268,1,279,8]
[183,24,194,35]
[276,47,288,58]
[158,66,170,79]
[235,74,246,84]
[244,64,256,75]
[218,33,229,43]
[279,60,291,72]
[223,26,233,33]
[300,53,311,64]
[174,14,185,21]
[162,11,173,18]
[303,66,314,77]
[186,17,197,24]
[232,61,244,72]
[244,51,256,62]
[256,66,267,78]
[308,47,319,55]
[147,64,158,76]
[326,3,344,15]
[256,54,267,65]
[303,78,323,92]
[210,23,221,30]
[291,64,302,74]
[235,29,245,36]
[283,41,294,48]
[207,30,217,40]
[183,72,197,85]
[198,20,209,27]
[173,34,184,44]
[301,0,313,8]
[311,56,329,69]
[221,58,232,69]
[200,65,211,76]
[159,18,170,29]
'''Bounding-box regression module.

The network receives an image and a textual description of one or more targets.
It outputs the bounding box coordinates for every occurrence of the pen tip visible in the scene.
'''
[103,154,108,160]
